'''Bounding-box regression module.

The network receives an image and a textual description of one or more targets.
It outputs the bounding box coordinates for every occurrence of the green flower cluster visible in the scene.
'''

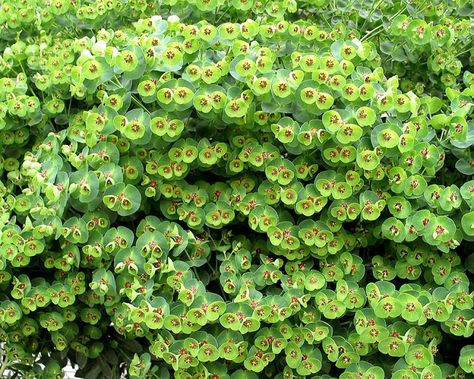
[0,0,473,378]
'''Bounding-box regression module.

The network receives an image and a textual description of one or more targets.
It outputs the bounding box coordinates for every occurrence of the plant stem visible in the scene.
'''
[131,96,150,114]
[455,46,474,58]
[0,353,10,378]
[112,76,150,114]
[360,0,384,34]
[361,4,407,42]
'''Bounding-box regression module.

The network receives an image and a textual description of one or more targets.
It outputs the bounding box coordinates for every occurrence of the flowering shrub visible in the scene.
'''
[0,0,473,378]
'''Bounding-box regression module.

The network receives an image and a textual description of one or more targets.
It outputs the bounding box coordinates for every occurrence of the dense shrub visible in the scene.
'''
[0,0,473,378]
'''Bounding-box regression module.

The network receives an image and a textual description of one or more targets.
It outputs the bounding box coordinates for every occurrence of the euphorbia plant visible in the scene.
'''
[0,0,473,378]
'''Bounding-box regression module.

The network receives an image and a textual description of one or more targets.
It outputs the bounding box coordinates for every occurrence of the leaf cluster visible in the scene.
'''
[0,0,473,378]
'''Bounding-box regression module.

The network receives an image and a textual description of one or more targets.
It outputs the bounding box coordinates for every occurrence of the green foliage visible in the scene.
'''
[0,0,473,378]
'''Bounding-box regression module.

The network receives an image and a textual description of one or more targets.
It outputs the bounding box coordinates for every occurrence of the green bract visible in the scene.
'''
[0,1,473,378]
